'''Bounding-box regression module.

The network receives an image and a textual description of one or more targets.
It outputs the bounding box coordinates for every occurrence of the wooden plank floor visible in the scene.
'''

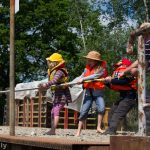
[110,136,150,150]
[2,126,150,150]
[0,134,110,150]
[0,126,110,150]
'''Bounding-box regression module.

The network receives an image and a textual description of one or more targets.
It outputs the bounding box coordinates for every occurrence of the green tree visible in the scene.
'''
[0,0,149,125]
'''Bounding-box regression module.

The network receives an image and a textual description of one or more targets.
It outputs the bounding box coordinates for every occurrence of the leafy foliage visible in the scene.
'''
[0,0,149,125]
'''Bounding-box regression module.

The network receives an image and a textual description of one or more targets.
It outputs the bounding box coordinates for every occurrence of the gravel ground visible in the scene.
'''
[0,126,137,143]
[0,126,111,143]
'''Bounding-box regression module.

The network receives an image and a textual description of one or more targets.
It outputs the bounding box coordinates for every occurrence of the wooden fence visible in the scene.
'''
[3,91,110,129]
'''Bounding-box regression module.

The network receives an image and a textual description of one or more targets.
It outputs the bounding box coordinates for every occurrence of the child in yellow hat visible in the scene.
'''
[38,53,72,135]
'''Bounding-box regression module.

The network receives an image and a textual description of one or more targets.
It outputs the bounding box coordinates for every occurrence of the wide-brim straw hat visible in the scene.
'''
[83,51,102,61]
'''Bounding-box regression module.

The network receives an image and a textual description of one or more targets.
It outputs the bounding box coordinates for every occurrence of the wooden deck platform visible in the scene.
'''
[0,134,110,150]
[0,126,110,150]
[110,135,150,150]
[0,126,149,150]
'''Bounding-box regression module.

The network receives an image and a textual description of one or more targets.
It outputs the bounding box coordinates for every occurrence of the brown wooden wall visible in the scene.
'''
[110,136,150,150]
[14,93,110,129]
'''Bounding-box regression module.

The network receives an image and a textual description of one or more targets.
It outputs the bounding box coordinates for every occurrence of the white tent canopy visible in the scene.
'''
[15,77,85,112]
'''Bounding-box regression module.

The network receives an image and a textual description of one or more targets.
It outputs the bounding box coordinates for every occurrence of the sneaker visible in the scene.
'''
[102,129,116,135]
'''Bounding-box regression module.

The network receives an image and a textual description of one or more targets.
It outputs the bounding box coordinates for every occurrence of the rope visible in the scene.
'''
[0,78,105,94]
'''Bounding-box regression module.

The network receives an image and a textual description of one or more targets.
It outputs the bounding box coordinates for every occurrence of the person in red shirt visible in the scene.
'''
[103,58,137,135]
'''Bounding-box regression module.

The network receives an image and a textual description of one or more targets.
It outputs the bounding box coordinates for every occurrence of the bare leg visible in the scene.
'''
[97,113,105,133]
[48,116,59,135]
[75,120,85,137]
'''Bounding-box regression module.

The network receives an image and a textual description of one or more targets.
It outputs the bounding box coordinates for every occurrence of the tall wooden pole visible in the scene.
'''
[138,36,146,136]
[127,25,150,136]
[10,0,15,135]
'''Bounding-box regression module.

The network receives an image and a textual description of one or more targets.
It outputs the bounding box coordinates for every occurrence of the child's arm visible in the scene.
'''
[39,70,64,89]
[119,60,138,78]
[82,71,104,81]
[82,66,106,81]
[46,70,64,87]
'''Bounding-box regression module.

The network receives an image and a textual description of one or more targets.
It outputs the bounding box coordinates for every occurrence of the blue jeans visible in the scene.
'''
[78,94,105,121]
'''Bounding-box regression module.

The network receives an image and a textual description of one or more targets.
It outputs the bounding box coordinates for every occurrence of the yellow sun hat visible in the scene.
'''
[46,53,64,62]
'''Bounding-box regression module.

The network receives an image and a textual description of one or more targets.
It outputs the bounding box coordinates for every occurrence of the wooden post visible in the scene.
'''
[64,108,68,129]
[26,98,29,127]
[83,120,87,129]
[5,89,10,125]
[9,0,15,136]
[138,35,146,136]
[23,97,26,127]
[74,111,78,124]
[15,100,19,126]
[30,98,33,127]
[103,107,110,129]
[38,91,42,127]
[126,25,150,136]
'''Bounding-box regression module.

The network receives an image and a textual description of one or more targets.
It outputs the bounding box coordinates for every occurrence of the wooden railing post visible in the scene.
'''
[30,98,34,127]
[23,97,26,127]
[38,91,42,127]
[64,108,68,129]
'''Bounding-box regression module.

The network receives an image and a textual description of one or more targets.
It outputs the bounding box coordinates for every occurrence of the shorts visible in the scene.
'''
[51,103,65,117]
